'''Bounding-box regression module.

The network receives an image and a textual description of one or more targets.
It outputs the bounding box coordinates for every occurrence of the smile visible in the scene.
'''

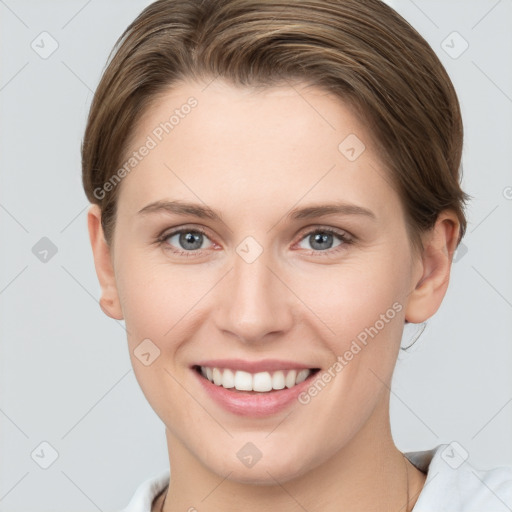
[191,358,322,416]
[194,365,320,393]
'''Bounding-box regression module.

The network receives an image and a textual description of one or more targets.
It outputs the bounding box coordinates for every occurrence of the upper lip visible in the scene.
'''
[193,359,320,373]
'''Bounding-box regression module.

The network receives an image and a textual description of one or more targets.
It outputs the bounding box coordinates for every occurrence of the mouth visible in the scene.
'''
[192,365,321,394]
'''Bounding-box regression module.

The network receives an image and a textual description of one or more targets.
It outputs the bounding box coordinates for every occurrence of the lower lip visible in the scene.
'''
[192,367,319,417]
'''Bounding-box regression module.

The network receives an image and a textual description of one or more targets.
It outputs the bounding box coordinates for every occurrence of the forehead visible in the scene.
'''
[116,78,400,223]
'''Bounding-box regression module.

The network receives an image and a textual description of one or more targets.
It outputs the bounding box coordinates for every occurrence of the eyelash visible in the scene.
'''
[155,225,354,258]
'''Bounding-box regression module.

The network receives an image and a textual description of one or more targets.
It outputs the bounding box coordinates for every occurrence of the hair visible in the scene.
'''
[82,0,470,256]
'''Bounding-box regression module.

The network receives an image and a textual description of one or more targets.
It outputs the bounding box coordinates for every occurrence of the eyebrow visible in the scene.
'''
[137,200,377,222]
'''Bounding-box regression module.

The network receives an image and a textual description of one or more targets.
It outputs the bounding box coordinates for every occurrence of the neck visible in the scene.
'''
[158,392,426,512]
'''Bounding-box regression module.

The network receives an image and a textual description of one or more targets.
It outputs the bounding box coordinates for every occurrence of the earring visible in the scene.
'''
[400,321,427,350]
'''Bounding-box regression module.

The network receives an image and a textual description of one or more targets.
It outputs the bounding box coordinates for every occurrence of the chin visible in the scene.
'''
[206,453,313,486]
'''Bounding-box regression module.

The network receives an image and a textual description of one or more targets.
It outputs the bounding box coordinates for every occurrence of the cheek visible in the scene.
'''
[291,253,407,345]
[115,248,203,345]
[289,263,406,442]
[114,251,203,423]
[286,250,408,416]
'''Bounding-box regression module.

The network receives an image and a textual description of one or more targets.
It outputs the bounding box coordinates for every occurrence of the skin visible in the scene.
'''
[88,78,459,512]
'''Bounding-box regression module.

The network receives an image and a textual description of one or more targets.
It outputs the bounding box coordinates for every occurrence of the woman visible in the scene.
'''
[82,0,511,510]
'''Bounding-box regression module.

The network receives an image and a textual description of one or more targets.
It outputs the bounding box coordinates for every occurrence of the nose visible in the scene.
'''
[213,242,295,344]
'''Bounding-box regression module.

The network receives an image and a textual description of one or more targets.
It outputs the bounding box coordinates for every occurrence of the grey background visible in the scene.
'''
[1,0,511,510]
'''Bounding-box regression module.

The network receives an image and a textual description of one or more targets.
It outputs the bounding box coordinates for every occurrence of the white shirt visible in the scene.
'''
[121,443,512,512]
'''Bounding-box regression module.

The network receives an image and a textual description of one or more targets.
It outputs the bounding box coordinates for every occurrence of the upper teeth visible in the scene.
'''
[200,366,313,392]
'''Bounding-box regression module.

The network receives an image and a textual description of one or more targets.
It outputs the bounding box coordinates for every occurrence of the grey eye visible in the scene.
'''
[298,231,344,251]
[166,230,213,251]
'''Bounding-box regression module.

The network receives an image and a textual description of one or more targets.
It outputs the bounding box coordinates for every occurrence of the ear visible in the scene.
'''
[404,210,460,323]
[87,204,124,320]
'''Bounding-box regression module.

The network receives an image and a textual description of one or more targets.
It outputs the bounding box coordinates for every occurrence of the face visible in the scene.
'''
[101,79,425,483]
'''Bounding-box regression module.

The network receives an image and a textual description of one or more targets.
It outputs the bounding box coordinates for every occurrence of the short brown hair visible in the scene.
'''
[82,0,470,254]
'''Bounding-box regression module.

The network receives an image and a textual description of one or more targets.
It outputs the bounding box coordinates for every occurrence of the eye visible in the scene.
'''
[157,226,214,255]
[296,227,353,254]
[156,225,354,257]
